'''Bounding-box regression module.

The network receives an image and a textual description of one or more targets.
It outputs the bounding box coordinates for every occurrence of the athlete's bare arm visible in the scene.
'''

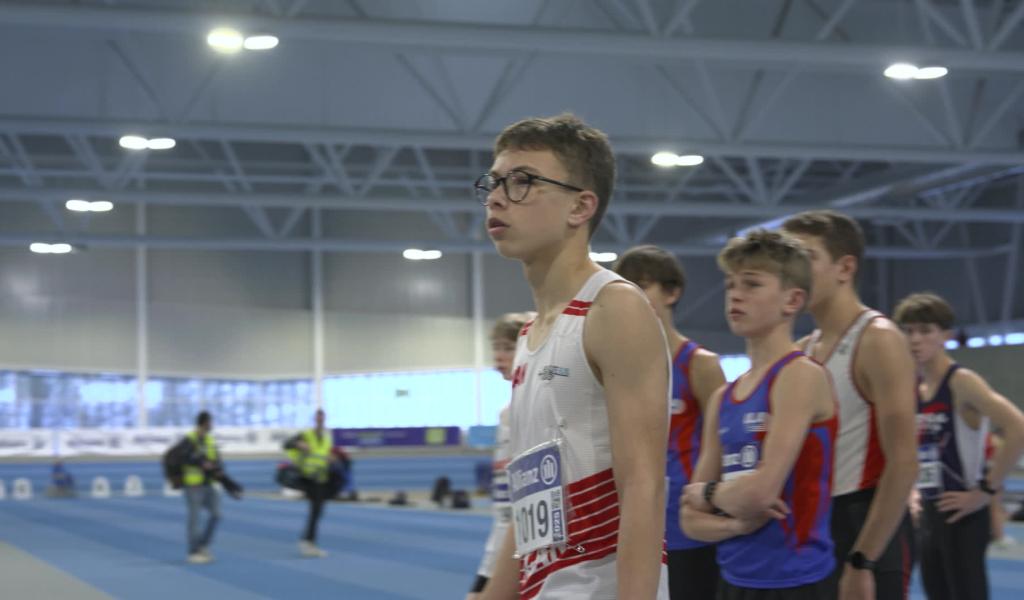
[704,359,833,519]
[478,528,518,600]
[681,388,762,542]
[938,369,1024,523]
[585,282,669,600]
[849,322,918,561]
[690,349,727,413]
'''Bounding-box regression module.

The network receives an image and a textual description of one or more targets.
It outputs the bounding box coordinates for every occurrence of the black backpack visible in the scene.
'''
[162,438,190,489]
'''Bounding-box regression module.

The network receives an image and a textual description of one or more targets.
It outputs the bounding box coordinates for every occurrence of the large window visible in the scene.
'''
[323,368,510,429]
[0,357,746,430]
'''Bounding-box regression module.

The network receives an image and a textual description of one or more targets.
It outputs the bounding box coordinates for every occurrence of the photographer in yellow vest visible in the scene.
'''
[284,408,335,557]
[180,411,223,564]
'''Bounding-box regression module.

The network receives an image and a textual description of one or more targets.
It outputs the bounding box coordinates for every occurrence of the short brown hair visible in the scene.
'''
[613,245,686,306]
[717,229,812,299]
[781,210,865,282]
[490,312,535,343]
[893,292,955,330]
[494,113,615,238]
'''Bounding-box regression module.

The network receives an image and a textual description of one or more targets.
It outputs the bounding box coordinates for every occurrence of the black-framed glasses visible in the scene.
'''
[473,169,584,205]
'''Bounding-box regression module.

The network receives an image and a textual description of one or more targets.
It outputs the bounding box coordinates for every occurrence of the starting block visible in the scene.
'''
[124,475,145,497]
[91,476,111,499]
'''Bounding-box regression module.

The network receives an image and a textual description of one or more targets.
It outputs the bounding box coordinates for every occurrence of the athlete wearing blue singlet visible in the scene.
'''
[614,245,725,600]
[681,230,838,600]
[716,351,837,595]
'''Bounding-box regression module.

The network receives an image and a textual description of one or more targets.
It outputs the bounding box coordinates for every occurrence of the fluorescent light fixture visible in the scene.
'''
[651,152,704,167]
[1005,332,1024,345]
[966,336,985,348]
[243,35,279,50]
[651,152,679,167]
[988,334,1004,346]
[65,199,91,212]
[589,252,618,263]
[66,199,114,213]
[146,137,176,150]
[402,248,442,260]
[207,27,244,53]
[944,339,959,350]
[119,135,149,150]
[884,63,948,80]
[914,66,948,80]
[30,242,73,254]
[884,63,919,80]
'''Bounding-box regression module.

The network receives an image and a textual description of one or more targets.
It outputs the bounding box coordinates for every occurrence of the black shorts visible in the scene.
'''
[828,488,915,600]
[668,546,718,600]
[717,577,833,600]
[918,500,990,600]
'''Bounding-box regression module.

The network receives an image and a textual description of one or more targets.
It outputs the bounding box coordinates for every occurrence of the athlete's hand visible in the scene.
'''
[937,489,990,523]
[760,497,790,520]
[838,565,874,600]
[682,482,712,513]
[908,489,922,526]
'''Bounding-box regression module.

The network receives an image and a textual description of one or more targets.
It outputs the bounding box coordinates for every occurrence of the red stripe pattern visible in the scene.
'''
[562,300,592,317]
[518,468,621,599]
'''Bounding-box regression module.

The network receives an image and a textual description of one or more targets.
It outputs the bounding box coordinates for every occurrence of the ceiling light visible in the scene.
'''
[146,137,176,150]
[652,152,704,167]
[884,63,948,80]
[944,339,959,350]
[913,66,948,80]
[1005,332,1024,345]
[66,199,114,213]
[966,336,985,348]
[589,252,618,263]
[119,135,149,150]
[884,63,919,80]
[207,27,244,53]
[243,35,279,50]
[30,242,73,254]
[988,334,1004,346]
[65,199,91,212]
[403,248,442,260]
[651,152,680,167]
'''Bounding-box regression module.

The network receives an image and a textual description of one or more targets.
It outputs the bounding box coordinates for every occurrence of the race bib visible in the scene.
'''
[507,441,568,556]
[916,444,942,493]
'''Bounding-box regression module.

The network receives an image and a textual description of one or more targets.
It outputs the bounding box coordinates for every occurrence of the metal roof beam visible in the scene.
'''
[2,117,1024,164]
[4,186,1024,223]
[2,4,1024,73]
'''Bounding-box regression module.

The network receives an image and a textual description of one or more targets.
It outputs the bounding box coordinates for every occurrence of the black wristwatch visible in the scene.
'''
[847,551,877,571]
[703,481,719,509]
[977,479,1000,495]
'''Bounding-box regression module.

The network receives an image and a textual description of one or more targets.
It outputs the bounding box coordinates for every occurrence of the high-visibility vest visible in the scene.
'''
[292,429,333,483]
[183,432,217,487]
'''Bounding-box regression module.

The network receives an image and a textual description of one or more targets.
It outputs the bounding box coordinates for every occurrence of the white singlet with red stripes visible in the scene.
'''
[508,269,669,600]
[806,309,886,497]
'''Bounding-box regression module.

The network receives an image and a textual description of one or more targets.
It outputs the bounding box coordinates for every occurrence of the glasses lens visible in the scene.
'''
[474,174,495,204]
[506,171,531,202]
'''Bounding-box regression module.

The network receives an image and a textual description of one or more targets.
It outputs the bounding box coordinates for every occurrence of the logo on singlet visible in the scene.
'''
[743,411,769,433]
[539,365,570,381]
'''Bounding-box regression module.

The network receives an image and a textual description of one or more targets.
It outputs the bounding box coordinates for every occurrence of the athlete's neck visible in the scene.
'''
[919,352,954,386]
[523,242,601,319]
[744,324,798,372]
[810,286,868,337]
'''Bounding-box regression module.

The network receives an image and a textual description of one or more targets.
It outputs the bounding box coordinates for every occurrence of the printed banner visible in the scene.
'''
[333,426,461,447]
[0,429,55,457]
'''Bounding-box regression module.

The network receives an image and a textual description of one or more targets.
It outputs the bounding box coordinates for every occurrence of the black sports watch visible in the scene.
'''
[847,551,877,571]
[977,479,1000,495]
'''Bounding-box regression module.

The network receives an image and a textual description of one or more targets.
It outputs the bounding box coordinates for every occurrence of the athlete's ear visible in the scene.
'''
[836,254,858,285]
[783,287,807,317]
[567,190,599,230]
